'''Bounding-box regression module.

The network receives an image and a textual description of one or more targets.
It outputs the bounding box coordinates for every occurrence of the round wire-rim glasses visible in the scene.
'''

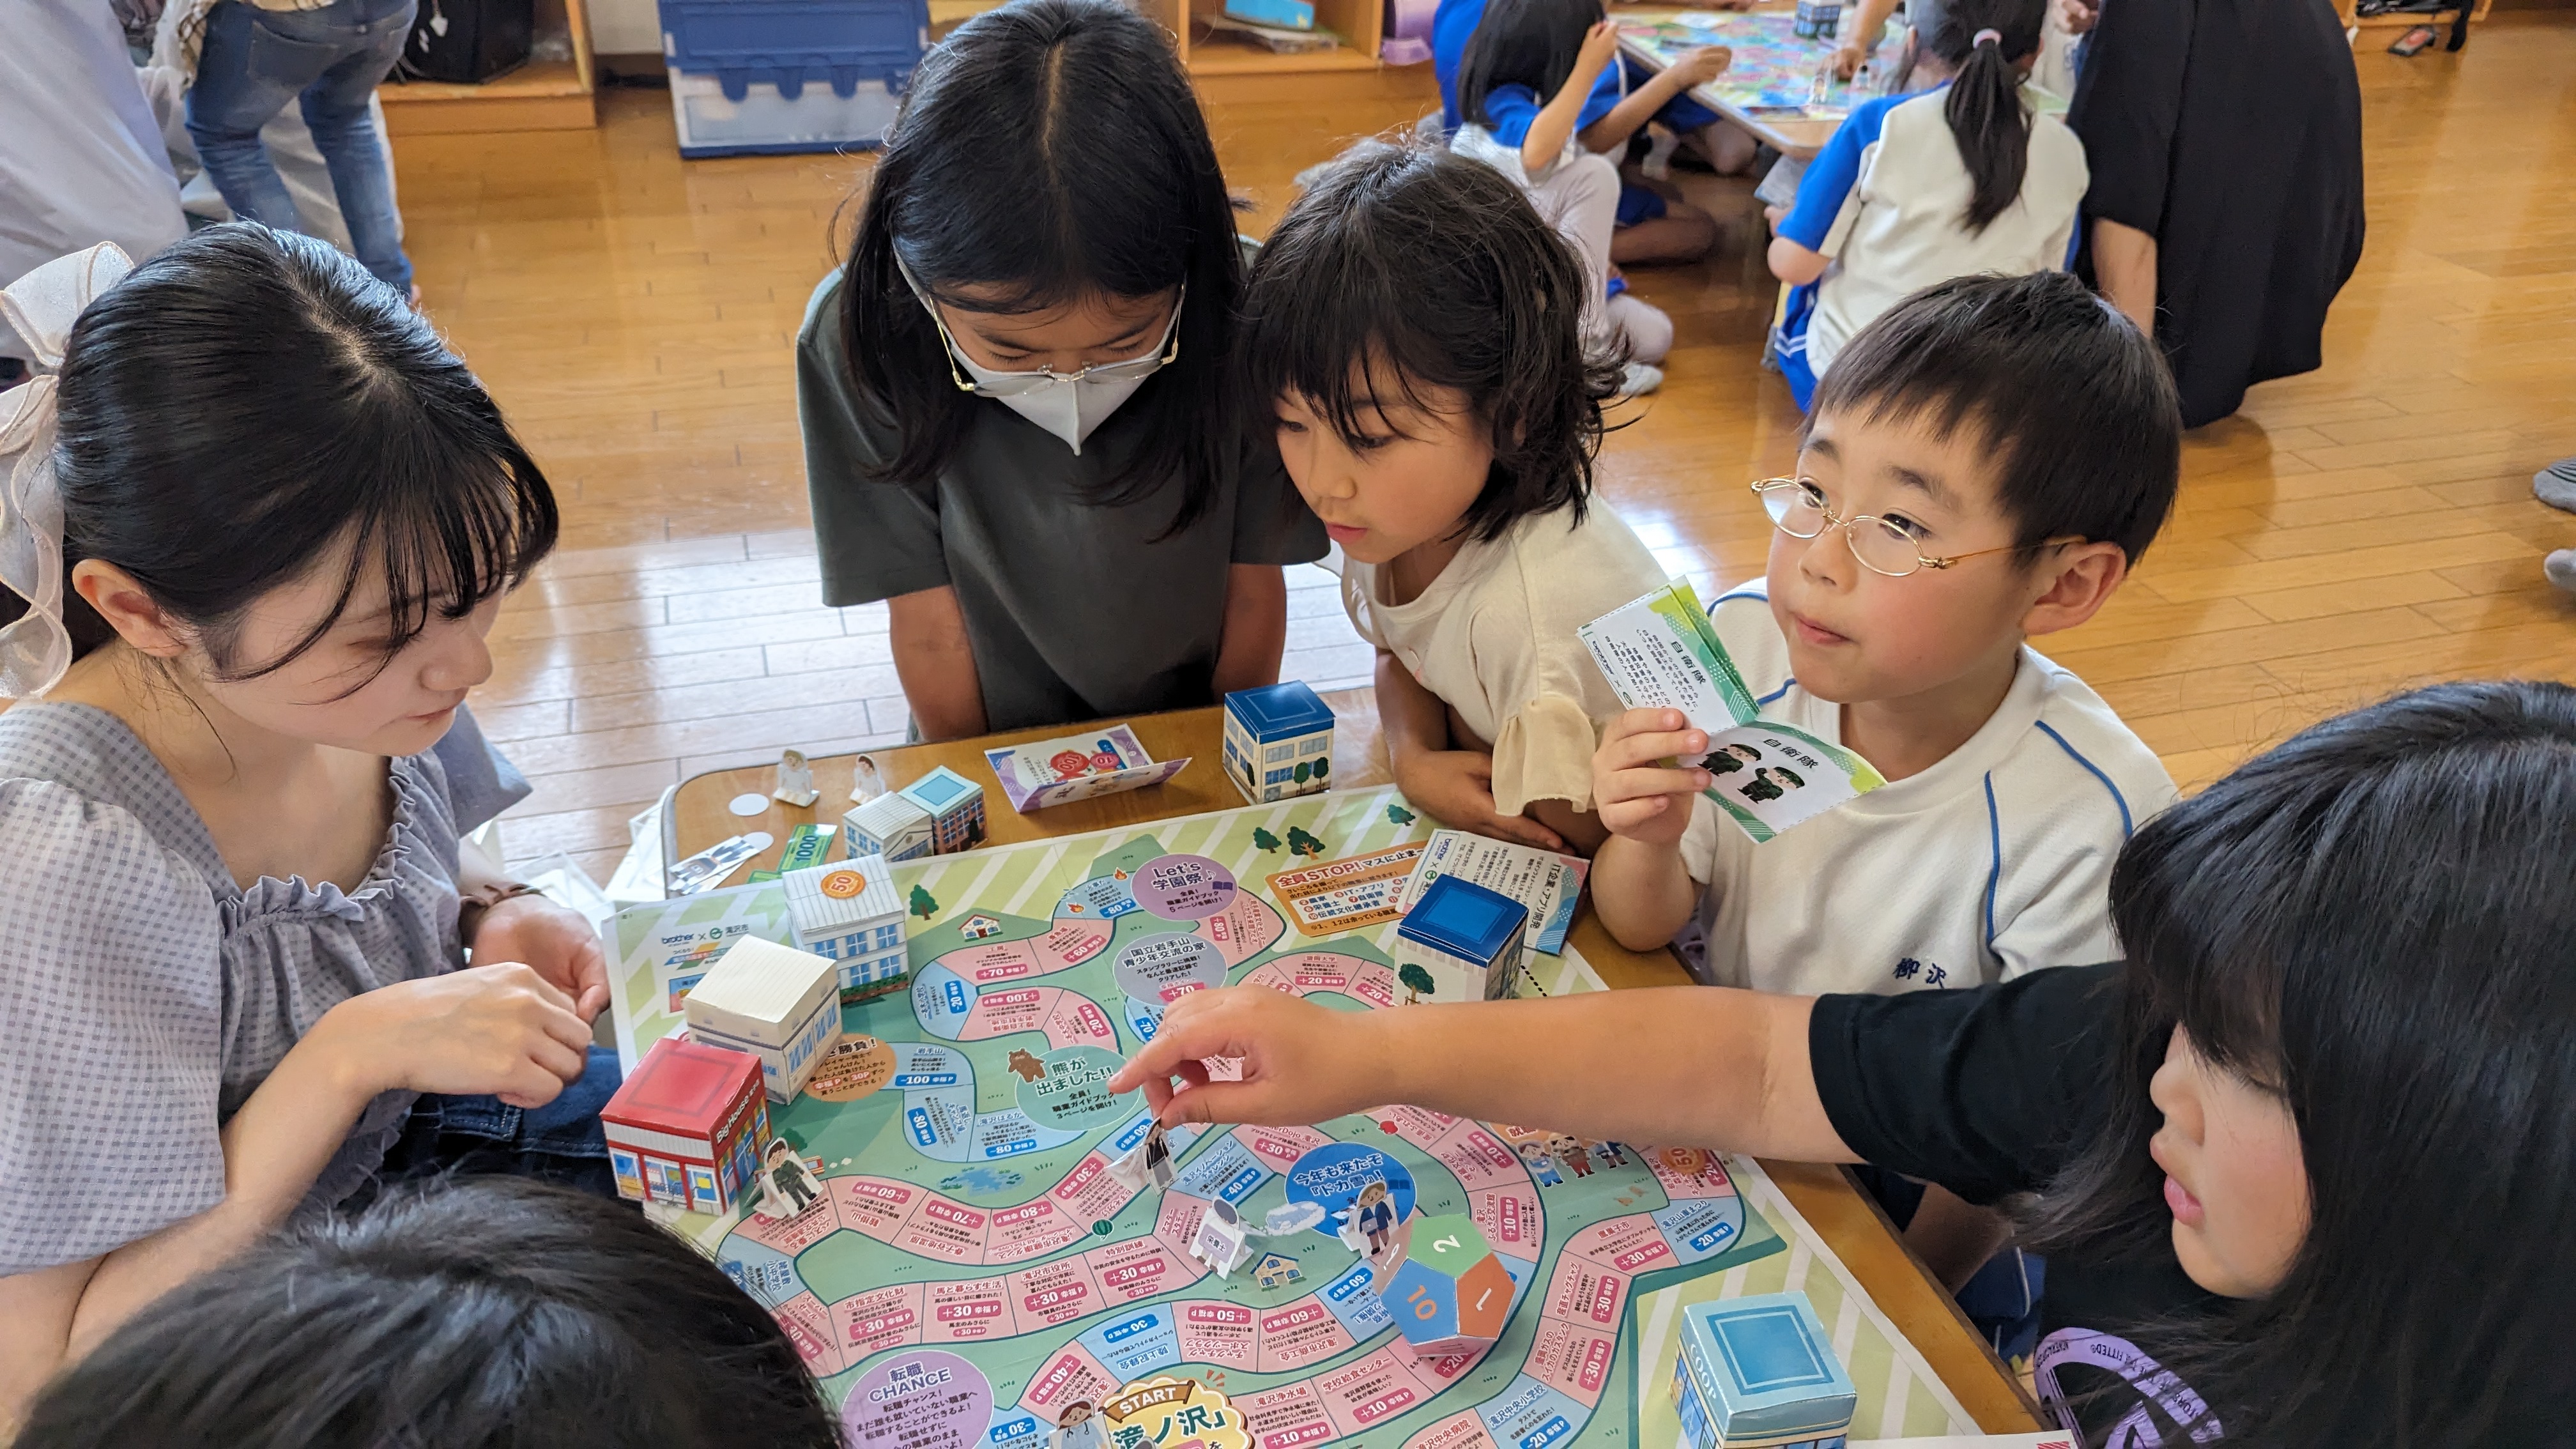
[1749,477,2084,578]
[897,254,1184,398]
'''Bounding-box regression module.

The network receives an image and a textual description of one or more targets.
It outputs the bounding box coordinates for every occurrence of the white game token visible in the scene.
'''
[728,792,770,817]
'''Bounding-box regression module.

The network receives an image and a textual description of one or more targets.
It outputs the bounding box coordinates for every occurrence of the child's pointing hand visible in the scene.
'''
[1107,986,1393,1128]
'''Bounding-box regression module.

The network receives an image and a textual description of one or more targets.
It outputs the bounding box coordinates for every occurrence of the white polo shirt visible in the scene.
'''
[1679,587,2176,996]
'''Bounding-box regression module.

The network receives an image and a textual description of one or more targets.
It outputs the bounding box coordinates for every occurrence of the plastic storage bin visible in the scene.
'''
[658,0,926,157]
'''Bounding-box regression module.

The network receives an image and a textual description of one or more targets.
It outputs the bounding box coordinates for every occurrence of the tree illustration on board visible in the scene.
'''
[1251,827,1282,852]
[1284,825,1326,858]
[908,883,938,921]
[1386,804,1415,827]
[1399,962,1435,1005]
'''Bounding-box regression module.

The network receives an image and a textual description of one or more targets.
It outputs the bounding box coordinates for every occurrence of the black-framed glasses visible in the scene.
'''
[1751,477,2082,578]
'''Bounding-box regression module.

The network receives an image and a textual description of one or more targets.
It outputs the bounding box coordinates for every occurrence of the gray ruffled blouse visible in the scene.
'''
[0,702,527,1274]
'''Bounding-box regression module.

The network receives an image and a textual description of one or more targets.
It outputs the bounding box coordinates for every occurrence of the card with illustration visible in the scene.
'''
[984,723,1191,813]
[1580,583,1886,843]
[1397,829,1587,957]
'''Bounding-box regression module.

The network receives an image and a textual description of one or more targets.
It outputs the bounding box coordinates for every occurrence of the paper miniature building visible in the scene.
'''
[781,858,908,1002]
[682,936,843,1103]
[1390,875,1530,1004]
[602,1035,772,1214]
[1381,1213,1513,1356]
[1673,1293,1857,1449]
[900,765,987,854]
[1253,1252,1303,1289]
[1223,682,1336,804]
[845,791,933,862]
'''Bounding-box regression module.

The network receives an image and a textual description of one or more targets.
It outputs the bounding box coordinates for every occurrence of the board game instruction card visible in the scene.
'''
[1397,829,1586,956]
[1579,583,1887,844]
[983,723,1191,813]
[1264,841,1425,937]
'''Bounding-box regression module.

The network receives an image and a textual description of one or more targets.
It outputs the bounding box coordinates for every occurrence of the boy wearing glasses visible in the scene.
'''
[1587,269,2181,1346]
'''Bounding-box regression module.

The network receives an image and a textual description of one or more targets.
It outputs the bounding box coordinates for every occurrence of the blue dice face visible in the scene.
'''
[1384,1257,1463,1344]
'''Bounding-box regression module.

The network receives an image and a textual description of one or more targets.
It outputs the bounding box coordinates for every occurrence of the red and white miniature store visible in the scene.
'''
[602,1035,772,1214]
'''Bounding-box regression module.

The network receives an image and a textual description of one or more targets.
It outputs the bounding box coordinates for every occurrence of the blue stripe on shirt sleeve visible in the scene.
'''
[1776,91,1900,251]
[1982,772,2003,959]
[2034,719,2136,836]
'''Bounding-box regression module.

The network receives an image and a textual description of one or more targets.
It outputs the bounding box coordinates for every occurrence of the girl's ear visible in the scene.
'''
[70,560,189,659]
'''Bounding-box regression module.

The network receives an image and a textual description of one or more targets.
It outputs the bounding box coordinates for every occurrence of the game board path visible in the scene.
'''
[720,947,1751,1449]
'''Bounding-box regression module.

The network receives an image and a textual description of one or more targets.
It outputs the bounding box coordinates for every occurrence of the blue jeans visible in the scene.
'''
[186,0,417,293]
[356,1045,626,1206]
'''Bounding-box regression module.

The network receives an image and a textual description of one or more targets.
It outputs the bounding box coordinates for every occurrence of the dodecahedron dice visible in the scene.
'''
[1381,1213,1514,1354]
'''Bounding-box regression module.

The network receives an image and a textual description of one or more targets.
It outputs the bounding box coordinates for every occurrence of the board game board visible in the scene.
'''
[1616,11,1901,121]
[612,788,1983,1446]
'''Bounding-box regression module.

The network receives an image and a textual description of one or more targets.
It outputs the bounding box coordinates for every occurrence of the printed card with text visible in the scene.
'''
[1579,583,1886,843]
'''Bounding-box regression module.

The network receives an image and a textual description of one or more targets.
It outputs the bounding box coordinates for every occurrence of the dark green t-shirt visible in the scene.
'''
[796,273,1326,734]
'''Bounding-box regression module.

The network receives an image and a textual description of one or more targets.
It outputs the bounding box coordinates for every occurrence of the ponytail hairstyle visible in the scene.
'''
[34,224,555,684]
[1456,0,1603,132]
[1910,0,2045,232]
[840,0,1243,533]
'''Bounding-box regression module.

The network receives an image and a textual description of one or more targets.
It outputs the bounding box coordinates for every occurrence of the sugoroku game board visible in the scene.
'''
[1616,10,1903,118]
[612,787,1981,1447]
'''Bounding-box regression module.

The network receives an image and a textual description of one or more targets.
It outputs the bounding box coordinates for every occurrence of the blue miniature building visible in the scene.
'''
[1672,1293,1857,1449]
[1390,875,1528,1004]
[1223,682,1336,804]
[899,765,986,854]
[780,858,909,1002]
[845,792,933,862]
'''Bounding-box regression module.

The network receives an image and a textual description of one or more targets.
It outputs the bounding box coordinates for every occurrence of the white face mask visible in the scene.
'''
[948,350,1153,455]
[900,256,1185,456]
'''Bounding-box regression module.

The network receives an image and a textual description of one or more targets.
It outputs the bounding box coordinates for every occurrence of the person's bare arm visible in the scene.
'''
[1524,21,1623,173]
[2091,218,2159,335]
[1903,1184,2018,1292]
[1110,982,1852,1161]
[1829,0,1904,77]
[1768,234,1832,286]
[887,585,986,742]
[1580,45,1728,153]
[1210,564,1289,700]
[0,967,588,1428]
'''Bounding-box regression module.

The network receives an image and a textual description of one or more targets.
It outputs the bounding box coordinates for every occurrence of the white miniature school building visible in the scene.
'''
[1223,681,1336,804]
[681,935,843,1102]
[781,858,908,1000]
[900,765,987,854]
[1390,874,1529,1004]
[845,791,934,862]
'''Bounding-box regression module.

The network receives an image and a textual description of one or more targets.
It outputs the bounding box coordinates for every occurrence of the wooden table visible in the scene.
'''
[671,694,2044,1434]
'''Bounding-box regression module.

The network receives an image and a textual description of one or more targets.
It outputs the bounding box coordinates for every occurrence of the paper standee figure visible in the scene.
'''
[848,753,888,804]
[772,749,821,808]
[601,1036,772,1214]
[1048,1398,1108,1449]
[756,1137,827,1221]
[1672,1292,1857,1449]
[1110,1122,1177,1193]
[1189,1196,1255,1278]
[1222,680,1336,804]
[681,936,843,1103]
[1389,874,1530,1004]
[1338,1179,1410,1276]
[1382,1213,1513,1355]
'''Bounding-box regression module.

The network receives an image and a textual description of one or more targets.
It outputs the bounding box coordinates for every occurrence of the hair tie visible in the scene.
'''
[0,243,131,700]
[1972,26,2003,46]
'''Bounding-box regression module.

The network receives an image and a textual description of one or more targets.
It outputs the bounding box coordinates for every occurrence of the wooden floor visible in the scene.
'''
[394,22,2576,881]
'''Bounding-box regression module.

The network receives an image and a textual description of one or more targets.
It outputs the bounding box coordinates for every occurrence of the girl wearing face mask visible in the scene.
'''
[0,229,613,1429]
[797,0,1326,741]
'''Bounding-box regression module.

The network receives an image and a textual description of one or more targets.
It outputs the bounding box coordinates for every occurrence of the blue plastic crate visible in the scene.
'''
[659,0,928,102]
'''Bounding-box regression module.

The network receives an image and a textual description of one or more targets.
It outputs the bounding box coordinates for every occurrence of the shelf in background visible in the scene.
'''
[379,0,598,134]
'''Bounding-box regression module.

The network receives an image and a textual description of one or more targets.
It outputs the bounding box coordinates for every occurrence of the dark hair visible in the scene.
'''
[12,1179,842,1448]
[1457,0,1601,132]
[2030,680,2576,1447]
[1811,271,2178,563]
[1910,0,2046,231]
[839,0,1241,531]
[1238,141,1618,544]
[31,224,555,683]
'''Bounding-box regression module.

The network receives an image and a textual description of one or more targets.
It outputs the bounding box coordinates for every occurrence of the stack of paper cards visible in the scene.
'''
[983,723,1191,813]
[1397,830,1586,958]
[1580,583,1887,844]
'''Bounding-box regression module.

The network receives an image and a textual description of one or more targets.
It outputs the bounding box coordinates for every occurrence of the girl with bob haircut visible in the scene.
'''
[1243,141,1667,855]
[0,227,613,1426]
[1114,679,2576,1445]
[10,1179,843,1447]
[799,0,1323,740]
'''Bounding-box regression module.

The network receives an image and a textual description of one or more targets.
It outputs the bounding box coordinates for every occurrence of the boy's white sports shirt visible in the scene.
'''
[1677,588,2177,996]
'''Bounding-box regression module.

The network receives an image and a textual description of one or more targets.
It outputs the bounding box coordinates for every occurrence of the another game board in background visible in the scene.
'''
[1616,10,1900,119]
[614,787,1981,1443]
